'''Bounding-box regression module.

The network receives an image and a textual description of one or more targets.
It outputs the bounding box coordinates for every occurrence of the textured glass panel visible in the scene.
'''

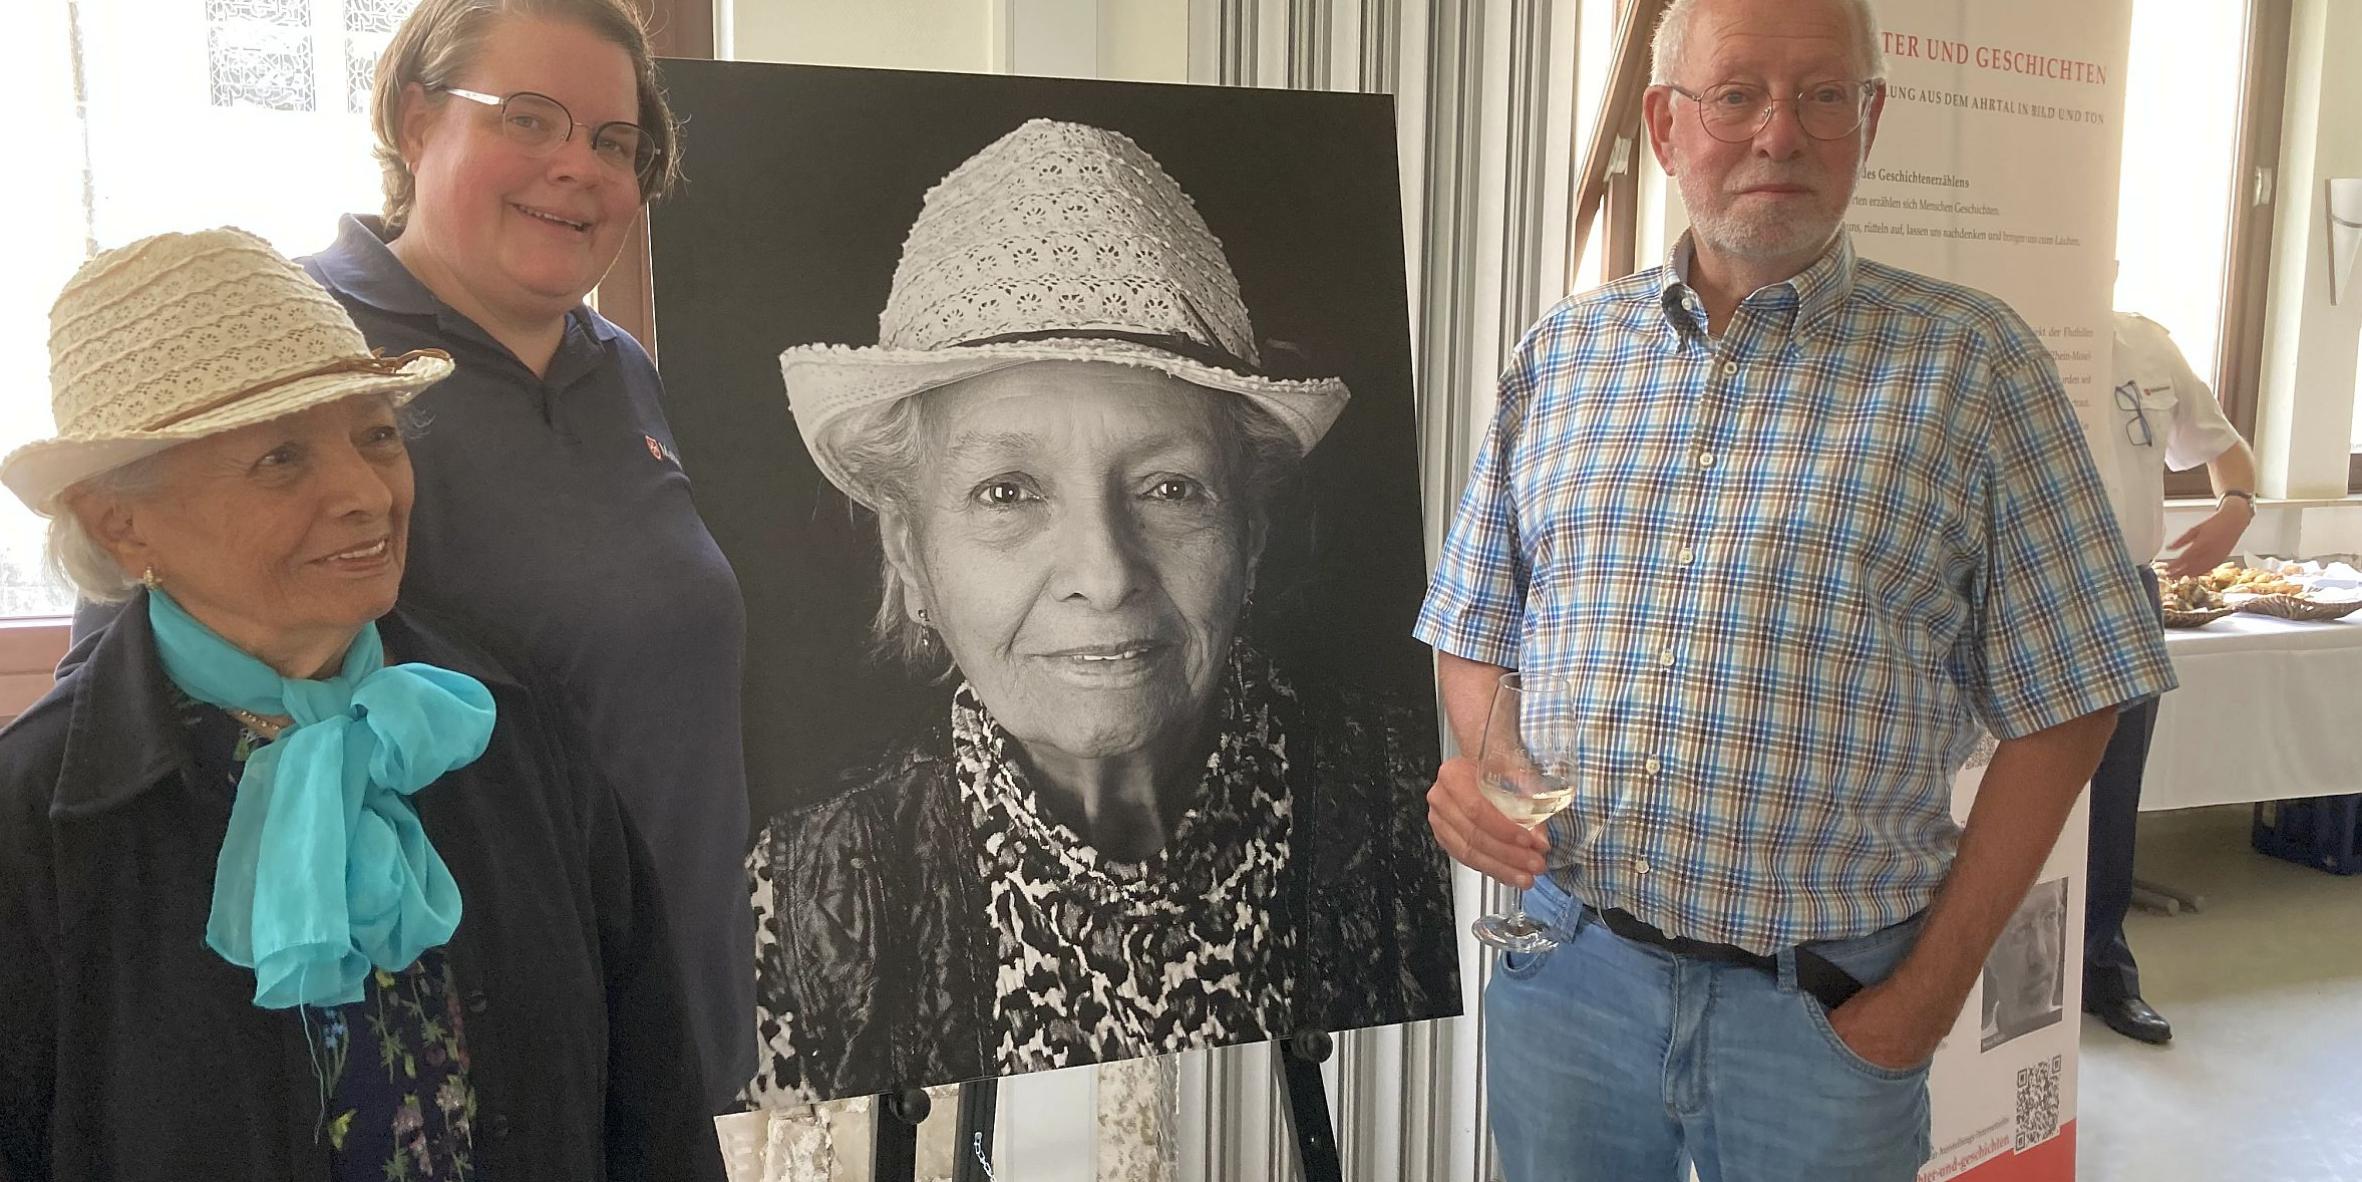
[343,2,415,111]
[346,37,384,113]
[207,26,315,113]
[204,0,311,26]
[344,0,413,35]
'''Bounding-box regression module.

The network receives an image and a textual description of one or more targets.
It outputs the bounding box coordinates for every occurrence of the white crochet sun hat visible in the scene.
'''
[781,118,1351,507]
[1,226,454,515]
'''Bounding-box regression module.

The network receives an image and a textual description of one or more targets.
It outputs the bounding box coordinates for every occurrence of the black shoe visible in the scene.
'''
[2086,994,2172,1044]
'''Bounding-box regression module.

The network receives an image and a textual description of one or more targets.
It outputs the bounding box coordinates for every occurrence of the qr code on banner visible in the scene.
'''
[2014,1054,2063,1152]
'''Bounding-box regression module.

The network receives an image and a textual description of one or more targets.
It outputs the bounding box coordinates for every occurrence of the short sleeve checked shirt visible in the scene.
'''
[1414,232,2176,953]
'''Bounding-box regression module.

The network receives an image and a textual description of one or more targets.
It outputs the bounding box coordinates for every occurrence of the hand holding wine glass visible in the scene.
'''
[1425,755,1551,887]
[1469,673,1592,952]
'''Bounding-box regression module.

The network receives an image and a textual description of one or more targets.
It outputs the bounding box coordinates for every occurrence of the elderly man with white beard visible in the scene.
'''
[1414,1,2174,1178]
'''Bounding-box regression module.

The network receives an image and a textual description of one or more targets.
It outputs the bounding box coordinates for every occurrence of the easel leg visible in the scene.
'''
[1274,1032,1344,1182]
[870,1087,931,1182]
[953,1078,999,1182]
[2133,875,2205,913]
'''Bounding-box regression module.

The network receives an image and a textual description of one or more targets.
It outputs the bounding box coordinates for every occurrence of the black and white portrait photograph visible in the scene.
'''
[1980,877,2070,1053]
[647,62,1458,1104]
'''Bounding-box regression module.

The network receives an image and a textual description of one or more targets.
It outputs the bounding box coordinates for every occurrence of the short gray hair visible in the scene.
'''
[837,383,1305,678]
[1651,0,1884,85]
[46,449,175,604]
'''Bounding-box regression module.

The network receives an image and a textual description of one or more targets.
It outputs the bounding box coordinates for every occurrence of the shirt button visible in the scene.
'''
[1698,451,1717,468]
[1645,756,1663,774]
[1635,860,1653,875]
[1659,648,1676,668]
[1677,547,1695,564]
[465,991,490,1016]
[1720,361,1738,377]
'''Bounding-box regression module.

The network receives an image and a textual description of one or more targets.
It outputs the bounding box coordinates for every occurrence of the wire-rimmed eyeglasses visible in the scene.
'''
[437,87,662,189]
[1665,80,1879,143]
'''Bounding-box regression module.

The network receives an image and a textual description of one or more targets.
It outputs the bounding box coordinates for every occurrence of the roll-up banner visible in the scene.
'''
[1849,4,2134,1178]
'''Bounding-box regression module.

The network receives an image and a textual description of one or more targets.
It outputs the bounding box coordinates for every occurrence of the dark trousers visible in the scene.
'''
[2084,566,2163,1004]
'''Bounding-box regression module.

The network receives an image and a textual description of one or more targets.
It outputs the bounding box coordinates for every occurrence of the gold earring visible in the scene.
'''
[140,566,162,590]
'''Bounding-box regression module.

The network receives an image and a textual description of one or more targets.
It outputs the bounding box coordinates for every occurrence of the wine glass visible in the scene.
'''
[1469,672,1597,955]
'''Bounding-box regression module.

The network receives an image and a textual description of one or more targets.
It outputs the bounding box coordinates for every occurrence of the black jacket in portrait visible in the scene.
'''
[0,595,723,1181]
[745,658,1459,1101]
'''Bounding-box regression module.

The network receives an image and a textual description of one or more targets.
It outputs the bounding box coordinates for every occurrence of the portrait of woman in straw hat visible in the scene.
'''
[65,0,756,1109]
[0,229,722,1179]
[729,116,1458,1104]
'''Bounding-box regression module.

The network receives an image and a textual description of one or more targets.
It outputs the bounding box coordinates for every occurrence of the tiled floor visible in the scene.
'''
[2077,804,2362,1182]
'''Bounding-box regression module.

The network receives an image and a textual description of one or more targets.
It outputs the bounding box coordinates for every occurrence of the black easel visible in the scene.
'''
[869,1037,1333,1182]
[952,1078,999,1182]
[868,1079,1000,1182]
[869,1088,929,1182]
[1273,1031,1345,1182]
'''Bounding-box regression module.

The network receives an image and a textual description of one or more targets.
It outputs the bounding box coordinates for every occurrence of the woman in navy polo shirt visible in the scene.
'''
[76,0,754,1109]
[348,0,752,1109]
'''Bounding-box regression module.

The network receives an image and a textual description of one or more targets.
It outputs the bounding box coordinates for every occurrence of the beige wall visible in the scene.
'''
[728,0,999,72]
[725,0,1186,79]
[1098,1,1189,83]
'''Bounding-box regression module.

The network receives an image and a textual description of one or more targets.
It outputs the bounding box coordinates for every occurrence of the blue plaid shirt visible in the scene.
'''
[1415,233,2175,952]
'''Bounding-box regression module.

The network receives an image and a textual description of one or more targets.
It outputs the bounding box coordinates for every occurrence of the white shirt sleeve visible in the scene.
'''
[2153,326,2242,472]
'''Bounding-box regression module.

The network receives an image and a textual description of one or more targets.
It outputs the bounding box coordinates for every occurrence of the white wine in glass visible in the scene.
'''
[1479,773,1576,831]
[1470,673,1586,955]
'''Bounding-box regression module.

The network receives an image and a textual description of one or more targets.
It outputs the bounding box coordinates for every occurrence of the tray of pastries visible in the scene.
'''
[2156,574,2235,628]
[2161,560,2362,624]
[2198,562,2305,598]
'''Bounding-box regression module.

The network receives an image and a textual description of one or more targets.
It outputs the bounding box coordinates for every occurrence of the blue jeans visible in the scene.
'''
[1487,876,1933,1182]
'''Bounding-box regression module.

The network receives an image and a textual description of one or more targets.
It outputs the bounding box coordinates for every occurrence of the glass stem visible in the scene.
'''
[1499,874,1533,933]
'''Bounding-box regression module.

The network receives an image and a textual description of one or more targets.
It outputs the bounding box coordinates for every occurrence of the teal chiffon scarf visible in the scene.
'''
[146,590,495,1009]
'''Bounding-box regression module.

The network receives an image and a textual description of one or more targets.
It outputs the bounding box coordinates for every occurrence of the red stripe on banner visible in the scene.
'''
[1955,1120,2076,1181]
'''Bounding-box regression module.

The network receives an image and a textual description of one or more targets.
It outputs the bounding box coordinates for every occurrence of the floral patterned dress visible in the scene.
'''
[188,699,479,1180]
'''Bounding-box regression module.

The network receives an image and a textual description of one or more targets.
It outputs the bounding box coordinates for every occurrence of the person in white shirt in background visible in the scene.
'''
[2083,306,2258,1044]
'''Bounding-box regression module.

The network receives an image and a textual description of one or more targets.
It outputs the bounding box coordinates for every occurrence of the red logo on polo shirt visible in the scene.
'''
[645,435,675,464]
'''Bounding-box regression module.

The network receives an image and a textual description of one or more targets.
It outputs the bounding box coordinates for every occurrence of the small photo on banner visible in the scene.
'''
[648,61,1459,1105]
[1979,877,2069,1053]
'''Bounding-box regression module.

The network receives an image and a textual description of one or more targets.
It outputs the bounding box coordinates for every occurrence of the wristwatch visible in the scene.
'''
[2219,489,2256,511]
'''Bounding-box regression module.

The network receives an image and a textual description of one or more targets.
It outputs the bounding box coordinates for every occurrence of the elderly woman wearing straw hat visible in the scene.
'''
[742,120,1458,1104]
[0,229,722,1179]
[66,0,755,1108]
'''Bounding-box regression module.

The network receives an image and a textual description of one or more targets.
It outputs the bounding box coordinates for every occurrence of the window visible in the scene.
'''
[2112,1,2244,396]
[2112,0,2288,499]
[3,0,420,620]
[207,0,316,113]
[345,0,412,113]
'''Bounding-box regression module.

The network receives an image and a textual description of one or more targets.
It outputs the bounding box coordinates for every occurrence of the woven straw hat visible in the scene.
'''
[1,227,454,515]
[782,119,1351,507]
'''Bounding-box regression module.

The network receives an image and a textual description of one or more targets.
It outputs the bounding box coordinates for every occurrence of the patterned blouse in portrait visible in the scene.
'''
[741,645,1458,1103]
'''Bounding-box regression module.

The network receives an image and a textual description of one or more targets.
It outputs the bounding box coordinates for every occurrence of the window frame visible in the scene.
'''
[593,0,716,359]
[2162,0,2290,500]
[1565,0,1661,289]
[0,617,72,724]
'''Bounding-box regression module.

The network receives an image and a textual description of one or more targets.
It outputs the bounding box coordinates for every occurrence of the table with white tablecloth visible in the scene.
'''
[2140,613,2362,812]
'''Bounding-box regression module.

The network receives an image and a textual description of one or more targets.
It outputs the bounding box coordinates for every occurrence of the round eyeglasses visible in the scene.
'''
[1666,80,1878,144]
[438,87,662,189]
